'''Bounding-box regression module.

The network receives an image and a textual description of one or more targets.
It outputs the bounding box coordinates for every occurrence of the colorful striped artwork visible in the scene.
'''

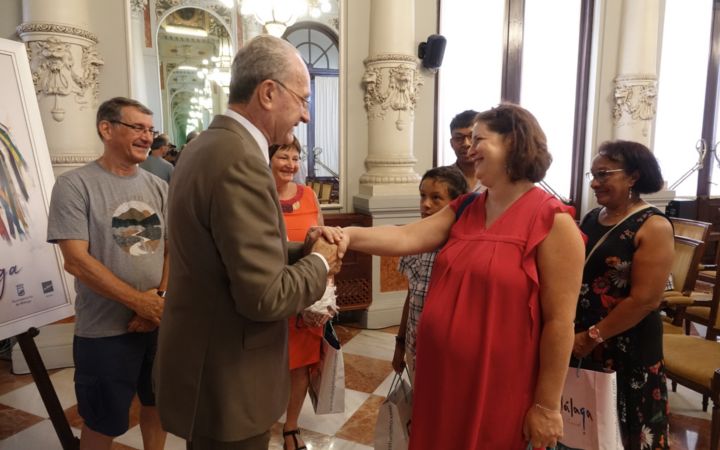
[0,122,30,243]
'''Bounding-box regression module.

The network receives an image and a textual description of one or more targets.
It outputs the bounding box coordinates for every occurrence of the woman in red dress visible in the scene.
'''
[338,104,585,449]
[270,137,330,450]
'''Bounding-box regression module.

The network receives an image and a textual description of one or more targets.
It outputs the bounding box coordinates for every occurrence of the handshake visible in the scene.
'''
[303,226,348,276]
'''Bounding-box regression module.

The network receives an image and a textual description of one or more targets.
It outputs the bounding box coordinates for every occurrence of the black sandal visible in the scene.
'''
[282,429,307,450]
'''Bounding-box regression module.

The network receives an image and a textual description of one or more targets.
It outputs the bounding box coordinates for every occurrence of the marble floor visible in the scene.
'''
[0,323,714,450]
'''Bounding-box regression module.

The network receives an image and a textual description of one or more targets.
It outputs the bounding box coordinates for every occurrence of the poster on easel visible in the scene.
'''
[0,38,74,341]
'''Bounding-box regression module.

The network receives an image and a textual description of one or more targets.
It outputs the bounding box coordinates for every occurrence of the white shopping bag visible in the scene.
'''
[374,373,412,450]
[558,364,622,450]
[308,322,345,414]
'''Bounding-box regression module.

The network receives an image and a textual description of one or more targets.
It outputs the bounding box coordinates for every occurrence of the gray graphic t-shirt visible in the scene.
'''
[47,161,168,337]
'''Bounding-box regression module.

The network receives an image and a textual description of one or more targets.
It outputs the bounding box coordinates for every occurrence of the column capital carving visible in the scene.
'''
[130,0,149,18]
[51,153,100,165]
[612,74,658,126]
[23,36,104,122]
[17,22,98,43]
[362,54,423,131]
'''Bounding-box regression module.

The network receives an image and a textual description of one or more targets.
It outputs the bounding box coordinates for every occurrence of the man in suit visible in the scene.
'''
[154,35,342,450]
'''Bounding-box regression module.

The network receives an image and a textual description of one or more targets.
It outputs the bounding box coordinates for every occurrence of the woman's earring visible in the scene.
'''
[628,188,634,200]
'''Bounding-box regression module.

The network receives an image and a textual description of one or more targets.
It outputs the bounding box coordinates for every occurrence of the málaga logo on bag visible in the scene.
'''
[561,395,594,433]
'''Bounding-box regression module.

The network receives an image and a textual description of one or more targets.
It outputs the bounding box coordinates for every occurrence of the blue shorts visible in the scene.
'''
[73,330,158,437]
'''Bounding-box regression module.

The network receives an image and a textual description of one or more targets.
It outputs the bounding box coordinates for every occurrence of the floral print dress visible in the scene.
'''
[576,207,670,450]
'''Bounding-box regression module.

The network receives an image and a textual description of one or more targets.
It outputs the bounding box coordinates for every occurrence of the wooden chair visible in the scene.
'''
[673,238,720,339]
[670,217,711,242]
[663,302,720,450]
[663,236,706,326]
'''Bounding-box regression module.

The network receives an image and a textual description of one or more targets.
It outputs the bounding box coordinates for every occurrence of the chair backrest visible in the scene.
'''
[672,236,705,295]
[670,217,712,242]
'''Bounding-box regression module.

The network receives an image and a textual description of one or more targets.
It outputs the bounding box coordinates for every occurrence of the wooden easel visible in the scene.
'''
[16,327,79,450]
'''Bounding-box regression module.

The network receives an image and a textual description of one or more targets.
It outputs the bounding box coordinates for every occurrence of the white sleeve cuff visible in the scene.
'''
[310,252,330,272]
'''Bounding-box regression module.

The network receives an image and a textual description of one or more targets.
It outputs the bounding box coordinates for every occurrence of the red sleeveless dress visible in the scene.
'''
[409,187,575,449]
[281,184,324,369]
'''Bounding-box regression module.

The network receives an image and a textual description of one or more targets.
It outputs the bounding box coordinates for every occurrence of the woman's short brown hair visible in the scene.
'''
[269,135,302,160]
[473,103,552,183]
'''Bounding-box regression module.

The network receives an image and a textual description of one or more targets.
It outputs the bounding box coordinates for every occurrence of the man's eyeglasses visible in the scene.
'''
[111,120,159,138]
[451,133,472,145]
[271,79,311,110]
[585,168,625,182]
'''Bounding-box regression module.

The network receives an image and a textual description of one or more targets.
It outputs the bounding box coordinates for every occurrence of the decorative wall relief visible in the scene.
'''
[130,0,149,17]
[17,24,105,123]
[612,75,658,127]
[362,54,423,131]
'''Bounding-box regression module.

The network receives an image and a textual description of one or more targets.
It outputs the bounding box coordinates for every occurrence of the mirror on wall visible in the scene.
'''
[157,7,231,147]
[153,0,340,206]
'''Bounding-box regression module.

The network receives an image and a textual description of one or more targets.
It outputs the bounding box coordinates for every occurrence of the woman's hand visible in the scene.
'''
[523,404,563,449]
[572,331,597,359]
[392,341,406,374]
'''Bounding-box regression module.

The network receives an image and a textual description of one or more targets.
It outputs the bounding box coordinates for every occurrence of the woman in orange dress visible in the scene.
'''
[270,137,330,450]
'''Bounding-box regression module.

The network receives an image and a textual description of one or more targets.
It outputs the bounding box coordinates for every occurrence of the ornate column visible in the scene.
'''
[355,0,424,328]
[612,0,673,208]
[128,0,149,105]
[357,0,422,202]
[18,0,105,176]
[612,0,660,145]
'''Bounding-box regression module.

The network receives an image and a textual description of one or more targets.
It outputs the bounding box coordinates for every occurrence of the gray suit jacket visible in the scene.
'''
[154,115,327,441]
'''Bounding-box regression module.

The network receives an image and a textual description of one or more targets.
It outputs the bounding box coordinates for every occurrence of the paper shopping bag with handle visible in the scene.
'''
[374,372,412,450]
[558,362,622,450]
[308,321,345,414]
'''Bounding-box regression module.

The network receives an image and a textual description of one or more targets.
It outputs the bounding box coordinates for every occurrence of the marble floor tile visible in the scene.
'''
[343,353,393,394]
[669,413,711,450]
[334,325,363,346]
[0,368,76,418]
[373,370,411,397]
[0,360,35,396]
[0,403,44,439]
[669,384,713,420]
[334,395,385,446]
[293,389,370,437]
[114,424,186,450]
[63,404,83,429]
[377,325,400,335]
[341,330,395,361]
[269,421,372,450]
[0,419,80,450]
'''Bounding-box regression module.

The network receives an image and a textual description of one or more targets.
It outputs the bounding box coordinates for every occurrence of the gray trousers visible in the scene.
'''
[186,430,270,450]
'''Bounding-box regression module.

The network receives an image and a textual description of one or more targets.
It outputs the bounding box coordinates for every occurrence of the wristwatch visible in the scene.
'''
[587,325,604,343]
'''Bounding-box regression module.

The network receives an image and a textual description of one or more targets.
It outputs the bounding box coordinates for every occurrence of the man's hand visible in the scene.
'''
[305,226,346,258]
[132,289,165,325]
[127,314,158,333]
[311,237,342,275]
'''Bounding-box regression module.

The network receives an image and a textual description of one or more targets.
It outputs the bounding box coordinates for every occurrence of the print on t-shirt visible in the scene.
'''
[111,200,162,256]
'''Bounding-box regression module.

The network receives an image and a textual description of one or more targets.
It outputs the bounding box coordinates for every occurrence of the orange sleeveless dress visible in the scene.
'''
[281,184,324,369]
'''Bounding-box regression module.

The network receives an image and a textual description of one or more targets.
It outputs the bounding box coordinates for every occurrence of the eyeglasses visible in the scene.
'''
[451,133,472,145]
[271,79,311,110]
[585,168,625,182]
[111,120,159,138]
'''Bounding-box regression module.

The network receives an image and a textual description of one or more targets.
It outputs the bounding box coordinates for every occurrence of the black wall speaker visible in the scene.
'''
[418,34,447,70]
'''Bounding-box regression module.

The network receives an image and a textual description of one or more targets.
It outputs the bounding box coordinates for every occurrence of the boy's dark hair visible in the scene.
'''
[450,109,479,132]
[421,166,469,199]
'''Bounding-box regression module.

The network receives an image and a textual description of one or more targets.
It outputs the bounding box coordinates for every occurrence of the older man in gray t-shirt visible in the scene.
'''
[46,97,168,450]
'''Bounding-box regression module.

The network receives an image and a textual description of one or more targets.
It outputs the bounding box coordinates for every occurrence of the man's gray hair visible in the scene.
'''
[228,35,300,104]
